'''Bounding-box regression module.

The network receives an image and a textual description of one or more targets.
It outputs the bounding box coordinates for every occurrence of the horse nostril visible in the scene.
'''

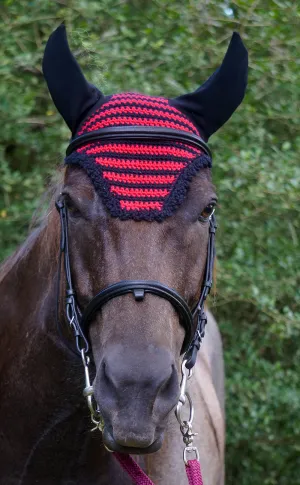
[160,365,178,397]
[101,360,117,390]
[94,360,119,406]
[102,361,108,382]
[154,365,179,418]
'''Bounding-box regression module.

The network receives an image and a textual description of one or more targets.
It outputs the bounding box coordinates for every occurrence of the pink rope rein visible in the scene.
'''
[185,459,204,485]
[114,452,203,485]
[114,453,155,485]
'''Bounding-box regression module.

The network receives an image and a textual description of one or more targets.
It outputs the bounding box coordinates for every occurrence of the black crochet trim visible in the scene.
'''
[65,152,212,222]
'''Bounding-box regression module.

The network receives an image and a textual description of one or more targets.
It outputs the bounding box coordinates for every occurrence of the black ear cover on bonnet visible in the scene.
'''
[170,32,248,140]
[42,24,103,134]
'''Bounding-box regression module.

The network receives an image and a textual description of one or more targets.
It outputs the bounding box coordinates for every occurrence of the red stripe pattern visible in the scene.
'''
[66,93,211,220]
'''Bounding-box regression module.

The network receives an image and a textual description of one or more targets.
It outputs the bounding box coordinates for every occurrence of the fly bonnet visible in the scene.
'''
[43,25,248,221]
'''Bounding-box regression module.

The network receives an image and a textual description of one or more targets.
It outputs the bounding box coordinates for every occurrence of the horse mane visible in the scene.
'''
[0,169,64,284]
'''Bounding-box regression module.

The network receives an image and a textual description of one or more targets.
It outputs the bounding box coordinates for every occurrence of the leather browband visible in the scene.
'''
[66,126,212,159]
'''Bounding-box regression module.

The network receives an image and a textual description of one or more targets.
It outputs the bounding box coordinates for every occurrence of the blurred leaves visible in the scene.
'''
[1,1,300,483]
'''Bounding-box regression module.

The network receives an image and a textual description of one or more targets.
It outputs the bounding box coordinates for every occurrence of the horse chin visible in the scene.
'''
[102,427,164,455]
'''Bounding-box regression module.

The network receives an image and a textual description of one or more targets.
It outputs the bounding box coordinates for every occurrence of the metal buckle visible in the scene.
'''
[184,446,200,466]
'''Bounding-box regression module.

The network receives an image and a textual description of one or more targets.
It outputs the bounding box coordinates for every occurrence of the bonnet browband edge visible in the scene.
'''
[66,126,212,159]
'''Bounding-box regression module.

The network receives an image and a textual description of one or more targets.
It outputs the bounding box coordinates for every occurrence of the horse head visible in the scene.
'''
[42,25,247,455]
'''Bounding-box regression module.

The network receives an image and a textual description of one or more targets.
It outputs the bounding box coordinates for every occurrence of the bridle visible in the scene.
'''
[56,126,216,367]
[55,126,217,472]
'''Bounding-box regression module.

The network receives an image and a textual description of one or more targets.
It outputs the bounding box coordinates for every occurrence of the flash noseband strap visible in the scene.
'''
[66,126,212,159]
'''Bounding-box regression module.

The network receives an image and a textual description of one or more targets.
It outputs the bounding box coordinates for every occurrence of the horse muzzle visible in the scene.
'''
[92,344,179,453]
[102,425,164,454]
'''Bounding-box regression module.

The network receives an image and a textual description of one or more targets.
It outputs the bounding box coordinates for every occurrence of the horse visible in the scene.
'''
[0,25,248,485]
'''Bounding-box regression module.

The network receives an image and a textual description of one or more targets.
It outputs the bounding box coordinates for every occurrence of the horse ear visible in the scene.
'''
[42,24,103,134]
[170,32,248,140]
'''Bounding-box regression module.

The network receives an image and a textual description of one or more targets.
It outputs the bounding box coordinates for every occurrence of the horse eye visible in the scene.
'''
[199,203,215,221]
[64,195,81,218]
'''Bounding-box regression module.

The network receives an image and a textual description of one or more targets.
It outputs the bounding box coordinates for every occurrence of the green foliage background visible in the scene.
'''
[1,1,299,483]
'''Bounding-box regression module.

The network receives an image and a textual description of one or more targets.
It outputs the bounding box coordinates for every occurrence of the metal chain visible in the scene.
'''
[175,360,200,465]
[80,348,104,432]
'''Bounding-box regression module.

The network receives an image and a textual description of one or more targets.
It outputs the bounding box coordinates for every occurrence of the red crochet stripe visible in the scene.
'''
[82,144,197,158]
[110,186,170,198]
[78,93,199,136]
[81,116,195,133]
[105,97,179,111]
[80,106,197,134]
[120,200,163,211]
[79,94,170,134]
[95,157,186,171]
[79,100,199,135]
[103,172,176,184]
[83,106,196,131]
[117,93,168,103]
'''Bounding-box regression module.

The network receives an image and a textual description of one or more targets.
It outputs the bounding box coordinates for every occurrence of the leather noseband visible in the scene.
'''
[80,280,194,353]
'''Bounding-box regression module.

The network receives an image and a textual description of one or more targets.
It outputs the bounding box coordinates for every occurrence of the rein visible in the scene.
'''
[56,127,217,484]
